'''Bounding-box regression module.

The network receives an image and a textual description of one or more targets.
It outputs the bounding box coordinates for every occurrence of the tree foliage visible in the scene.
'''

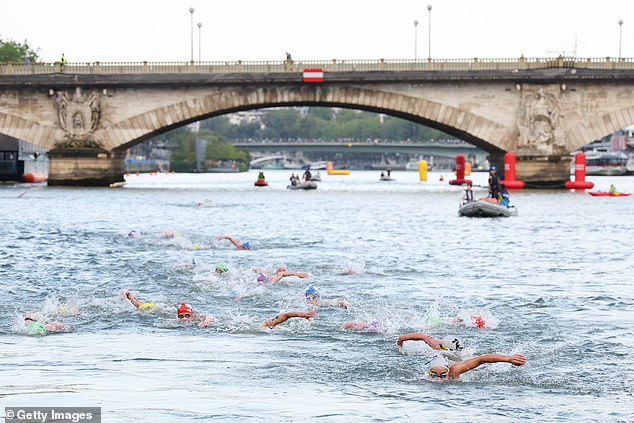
[0,36,39,62]
[198,107,448,142]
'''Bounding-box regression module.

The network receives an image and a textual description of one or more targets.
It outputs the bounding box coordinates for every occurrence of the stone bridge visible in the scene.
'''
[1,58,633,186]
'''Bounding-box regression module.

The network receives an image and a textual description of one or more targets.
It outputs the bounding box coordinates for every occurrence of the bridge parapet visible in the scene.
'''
[2,57,634,76]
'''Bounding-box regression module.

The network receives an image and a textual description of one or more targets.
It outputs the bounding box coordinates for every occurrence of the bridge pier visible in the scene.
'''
[514,154,571,188]
[47,148,125,186]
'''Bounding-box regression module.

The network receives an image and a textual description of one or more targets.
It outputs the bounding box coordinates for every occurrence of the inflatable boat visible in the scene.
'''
[287,181,317,190]
[458,198,518,217]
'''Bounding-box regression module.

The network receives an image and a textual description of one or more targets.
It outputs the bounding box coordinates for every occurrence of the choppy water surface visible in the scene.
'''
[1,170,633,422]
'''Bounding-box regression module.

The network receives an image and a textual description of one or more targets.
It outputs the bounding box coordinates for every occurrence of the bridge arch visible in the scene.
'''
[104,85,510,154]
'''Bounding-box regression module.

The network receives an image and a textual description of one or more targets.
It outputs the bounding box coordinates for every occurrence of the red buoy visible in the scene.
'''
[501,151,525,189]
[449,154,472,185]
[564,152,594,189]
[22,172,47,183]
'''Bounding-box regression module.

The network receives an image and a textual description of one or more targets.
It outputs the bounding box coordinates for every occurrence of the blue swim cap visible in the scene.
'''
[490,166,497,171]
[305,287,320,299]
[242,242,250,249]
[257,273,268,282]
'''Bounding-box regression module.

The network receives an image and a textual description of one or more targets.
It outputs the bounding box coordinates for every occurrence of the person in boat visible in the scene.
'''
[387,167,392,177]
[305,286,351,309]
[216,235,250,250]
[609,184,617,194]
[261,310,316,328]
[289,173,298,186]
[255,266,310,284]
[257,171,266,181]
[464,181,474,202]
[23,312,68,335]
[500,185,510,206]
[380,171,385,178]
[303,168,312,182]
[425,353,526,381]
[488,166,501,201]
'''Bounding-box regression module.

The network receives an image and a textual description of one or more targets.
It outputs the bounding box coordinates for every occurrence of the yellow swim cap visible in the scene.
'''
[139,303,156,311]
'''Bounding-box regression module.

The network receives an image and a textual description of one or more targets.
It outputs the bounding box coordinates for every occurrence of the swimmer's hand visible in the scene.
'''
[508,354,527,366]
[199,316,215,328]
[119,290,130,299]
[303,310,317,320]
[396,337,404,347]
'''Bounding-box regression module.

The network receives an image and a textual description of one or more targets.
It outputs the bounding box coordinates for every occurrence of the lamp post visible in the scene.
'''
[414,20,419,59]
[189,7,195,62]
[198,22,202,62]
[619,20,623,59]
[427,4,432,60]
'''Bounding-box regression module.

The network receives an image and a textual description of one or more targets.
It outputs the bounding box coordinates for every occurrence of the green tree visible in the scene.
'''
[0,36,39,62]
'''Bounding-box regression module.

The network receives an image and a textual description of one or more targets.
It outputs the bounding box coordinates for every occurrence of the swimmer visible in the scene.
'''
[397,332,465,352]
[216,235,250,250]
[255,266,309,284]
[177,302,214,328]
[127,230,141,239]
[342,320,382,333]
[23,312,67,335]
[426,353,527,381]
[305,287,351,309]
[174,258,197,271]
[121,290,157,311]
[215,263,229,273]
[261,310,316,329]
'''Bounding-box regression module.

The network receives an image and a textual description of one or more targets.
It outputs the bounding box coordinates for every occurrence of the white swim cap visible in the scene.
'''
[428,355,450,369]
[441,335,464,351]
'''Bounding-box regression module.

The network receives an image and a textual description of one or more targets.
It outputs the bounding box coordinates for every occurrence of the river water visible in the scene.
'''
[1,170,633,422]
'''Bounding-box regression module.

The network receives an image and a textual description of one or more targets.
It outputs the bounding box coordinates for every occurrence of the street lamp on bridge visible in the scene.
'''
[427,4,433,60]
[414,20,419,60]
[619,20,624,59]
[189,7,195,62]
[198,22,202,62]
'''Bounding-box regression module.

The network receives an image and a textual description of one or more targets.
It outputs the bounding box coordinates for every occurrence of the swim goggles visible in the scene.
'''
[428,369,449,379]
[178,313,192,319]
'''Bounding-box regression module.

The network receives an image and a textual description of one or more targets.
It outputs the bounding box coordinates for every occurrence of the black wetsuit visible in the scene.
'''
[488,172,501,199]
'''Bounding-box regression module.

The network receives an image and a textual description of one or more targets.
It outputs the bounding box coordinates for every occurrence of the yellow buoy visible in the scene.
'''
[418,160,428,181]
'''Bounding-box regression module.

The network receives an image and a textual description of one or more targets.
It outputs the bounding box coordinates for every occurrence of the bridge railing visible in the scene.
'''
[2,57,634,75]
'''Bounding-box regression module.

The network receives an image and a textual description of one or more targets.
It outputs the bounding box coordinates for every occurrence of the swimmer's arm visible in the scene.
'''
[319,299,351,309]
[123,291,143,308]
[448,354,527,378]
[45,322,68,331]
[197,314,215,328]
[396,333,442,349]
[260,310,316,328]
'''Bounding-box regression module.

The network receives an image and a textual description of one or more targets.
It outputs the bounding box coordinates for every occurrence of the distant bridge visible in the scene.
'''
[233,140,485,160]
[1,57,634,185]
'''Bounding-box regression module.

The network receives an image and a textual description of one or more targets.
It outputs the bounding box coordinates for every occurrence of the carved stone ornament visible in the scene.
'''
[55,87,102,148]
[517,86,565,155]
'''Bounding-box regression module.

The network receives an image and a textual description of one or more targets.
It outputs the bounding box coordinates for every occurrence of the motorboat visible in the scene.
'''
[254,179,268,187]
[584,149,628,176]
[287,181,317,190]
[458,198,518,217]
[379,175,395,181]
